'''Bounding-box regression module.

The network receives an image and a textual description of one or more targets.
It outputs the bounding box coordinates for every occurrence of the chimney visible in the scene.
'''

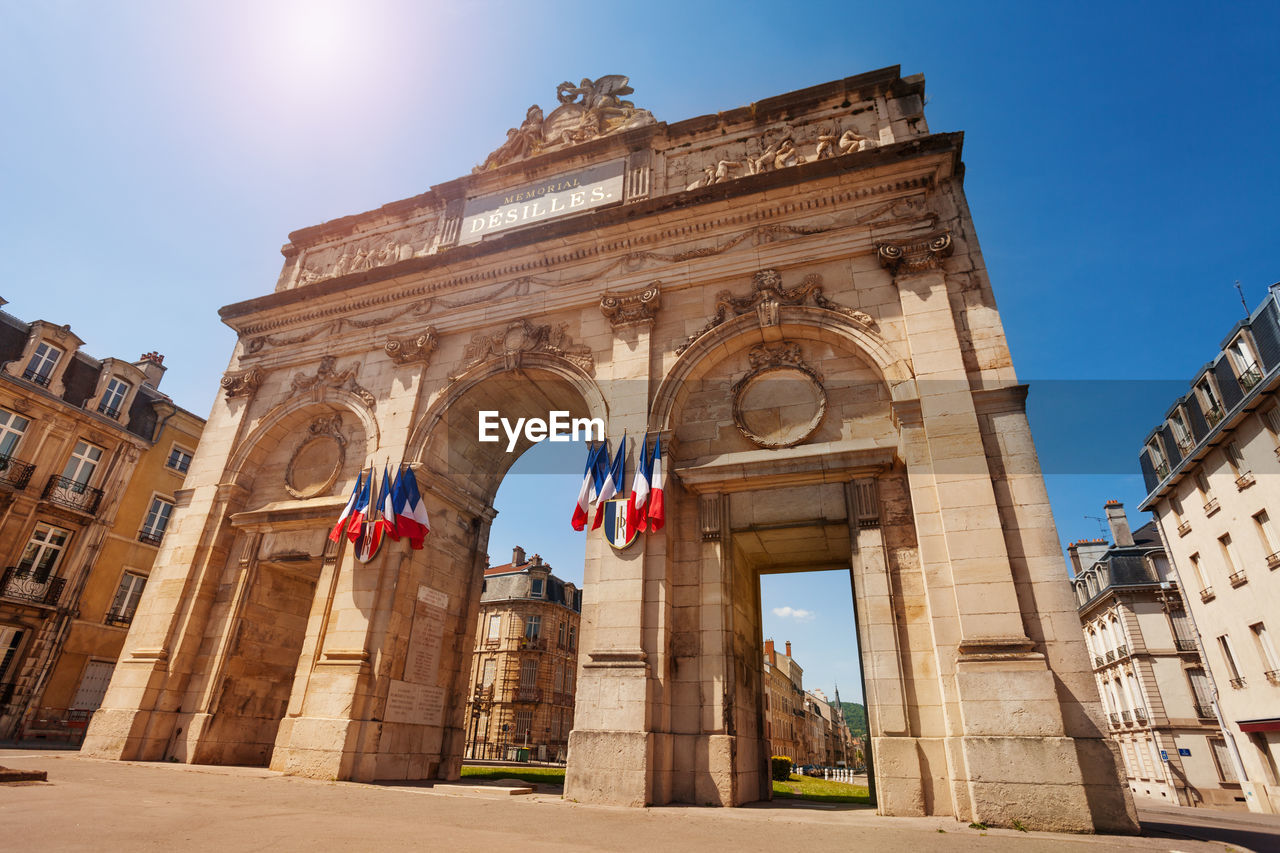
[512,545,526,565]
[765,639,775,662]
[134,351,167,388]
[531,554,543,567]
[785,640,792,658]
[1104,500,1134,547]
[1067,542,1082,576]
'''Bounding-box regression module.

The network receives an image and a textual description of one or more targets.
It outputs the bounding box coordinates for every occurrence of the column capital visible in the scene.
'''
[877,232,953,275]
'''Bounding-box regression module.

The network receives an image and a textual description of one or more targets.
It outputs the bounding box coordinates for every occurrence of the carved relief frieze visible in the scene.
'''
[290,356,376,409]
[599,282,661,330]
[454,319,594,377]
[221,366,265,400]
[676,269,875,355]
[877,233,954,275]
[474,76,656,173]
[284,413,348,500]
[385,327,440,365]
[292,217,439,288]
[699,494,723,541]
[732,342,827,449]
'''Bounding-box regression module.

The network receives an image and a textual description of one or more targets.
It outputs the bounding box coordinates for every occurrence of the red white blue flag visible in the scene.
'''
[378,464,397,542]
[393,465,432,549]
[591,434,626,531]
[627,435,654,538]
[352,470,385,563]
[346,471,371,543]
[330,470,363,543]
[647,433,665,532]
[571,442,603,531]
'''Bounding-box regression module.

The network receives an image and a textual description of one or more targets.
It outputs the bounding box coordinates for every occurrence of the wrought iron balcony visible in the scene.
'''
[42,475,103,515]
[104,610,134,628]
[1116,644,1129,659]
[1175,636,1198,652]
[1134,708,1148,725]
[1121,709,1133,724]
[1239,364,1263,390]
[137,529,164,546]
[1156,461,1171,480]
[1193,703,1215,719]
[0,567,66,606]
[1266,670,1280,686]
[1229,570,1248,588]
[1108,713,1121,728]
[1176,437,1195,454]
[1229,677,1246,689]
[1105,650,1116,663]
[515,687,542,703]
[0,454,35,490]
[1235,471,1256,490]
[97,404,121,420]
[1205,405,1225,427]
[1199,586,1215,603]
[21,368,51,387]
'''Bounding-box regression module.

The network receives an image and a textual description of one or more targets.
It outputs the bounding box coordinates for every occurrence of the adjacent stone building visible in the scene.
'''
[1139,282,1280,814]
[81,68,1135,832]
[1070,501,1240,808]
[762,639,804,761]
[464,546,581,762]
[0,301,203,742]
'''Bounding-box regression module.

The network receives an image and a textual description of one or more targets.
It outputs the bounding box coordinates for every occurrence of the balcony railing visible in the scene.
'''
[137,529,164,546]
[1239,364,1263,390]
[1266,670,1280,686]
[1203,498,1221,517]
[1229,676,1246,689]
[518,638,545,652]
[1108,713,1121,728]
[1121,709,1133,724]
[1235,471,1256,490]
[97,404,121,420]
[1134,708,1148,725]
[1175,636,1198,652]
[1229,570,1248,588]
[515,687,542,703]
[41,475,103,515]
[1200,586,1215,603]
[21,368,52,387]
[1205,405,1225,427]
[104,610,134,628]
[1176,437,1195,454]
[1177,519,1192,537]
[1268,551,1280,570]
[0,567,66,606]
[1156,461,1171,480]
[1116,644,1129,659]
[0,455,36,490]
[1193,703,1215,719]
[1105,650,1116,663]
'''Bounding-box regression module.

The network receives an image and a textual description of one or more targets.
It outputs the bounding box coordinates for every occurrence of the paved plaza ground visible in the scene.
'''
[1,750,1276,852]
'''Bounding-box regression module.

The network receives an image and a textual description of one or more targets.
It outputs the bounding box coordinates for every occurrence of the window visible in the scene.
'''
[1197,376,1224,424]
[107,572,146,625]
[1170,608,1195,649]
[481,658,496,688]
[520,659,537,689]
[1147,438,1169,478]
[1187,668,1213,712]
[1229,335,1262,388]
[1193,470,1213,501]
[61,440,103,487]
[0,409,29,458]
[97,378,130,419]
[486,613,501,641]
[1219,533,1245,584]
[166,445,193,474]
[1146,738,1166,782]
[1217,634,1244,687]
[558,619,566,648]
[530,577,544,598]
[1125,671,1144,714]
[1169,409,1193,451]
[1210,737,1239,783]
[17,523,71,581]
[514,709,532,738]
[139,496,174,544]
[23,342,62,387]
[1256,511,1279,562]
[1250,622,1280,676]
[0,627,24,681]
[1263,407,1280,445]
[568,625,576,651]
[553,662,564,693]
[564,664,573,694]
[1188,552,1207,590]
[1225,441,1246,475]
[524,614,541,640]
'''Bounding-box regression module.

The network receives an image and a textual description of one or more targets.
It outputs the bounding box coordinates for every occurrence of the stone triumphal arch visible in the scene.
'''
[81,68,1138,832]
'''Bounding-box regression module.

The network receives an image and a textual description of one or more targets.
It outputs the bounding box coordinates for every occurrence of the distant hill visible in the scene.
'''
[840,702,868,738]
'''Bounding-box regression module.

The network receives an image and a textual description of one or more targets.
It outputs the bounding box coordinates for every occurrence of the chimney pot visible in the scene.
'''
[785,641,792,658]
[512,545,526,565]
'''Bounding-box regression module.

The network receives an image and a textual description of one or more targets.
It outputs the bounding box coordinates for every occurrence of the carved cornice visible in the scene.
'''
[221,367,264,400]
[876,232,953,275]
[454,318,594,377]
[599,282,661,330]
[385,327,440,365]
[290,356,376,409]
[677,269,876,355]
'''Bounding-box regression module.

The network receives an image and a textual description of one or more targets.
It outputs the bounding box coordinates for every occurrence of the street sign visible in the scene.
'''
[1178,748,1191,756]
[1160,750,1168,761]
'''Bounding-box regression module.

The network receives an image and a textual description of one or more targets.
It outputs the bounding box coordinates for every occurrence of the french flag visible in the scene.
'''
[647,434,665,532]
[378,464,398,542]
[345,471,372,543]
[627,435,653,538]
[591,434,626,531]
[571,442,603,531]
[394,466,432,549]
[330,470,364,542]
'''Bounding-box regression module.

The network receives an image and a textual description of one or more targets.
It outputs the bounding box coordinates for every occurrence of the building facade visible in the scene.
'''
[762,639,804,761]
[464,547,580,763]
[0,301,203,742]
[1070,501,1239,808]
[81,68,1135,831]
[1139,282,1280,814]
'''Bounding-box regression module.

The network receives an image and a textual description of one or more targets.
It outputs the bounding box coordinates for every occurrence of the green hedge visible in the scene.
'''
[770,755,793,781]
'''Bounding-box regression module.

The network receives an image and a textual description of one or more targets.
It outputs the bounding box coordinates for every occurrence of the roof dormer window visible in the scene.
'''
[1169,408,1193,453]
[23,342,61,387]
[1196,376,1224,426]
[86,359,148,428]
[97,378,130,420]
[1229,333,1263,390]
[1146,438,1169,480]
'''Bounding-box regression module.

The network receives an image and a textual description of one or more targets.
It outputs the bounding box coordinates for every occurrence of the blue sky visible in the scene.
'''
[3,1,1278,703]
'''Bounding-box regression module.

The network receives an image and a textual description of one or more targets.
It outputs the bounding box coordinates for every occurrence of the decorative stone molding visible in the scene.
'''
[456,318,594,376]
[221,367,264,400]
[732,343,827,449]
[600,282,661,330]
[699,494,722,541]
[849,478,881,529]
[681,119,881,191]
[876,232,953,275]
[284,414,347,500]
[290,356,376,409]
[385,328,440,365]
[677,269,876,355]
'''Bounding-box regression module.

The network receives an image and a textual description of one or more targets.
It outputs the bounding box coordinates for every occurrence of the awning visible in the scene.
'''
[1238,718,1280,733]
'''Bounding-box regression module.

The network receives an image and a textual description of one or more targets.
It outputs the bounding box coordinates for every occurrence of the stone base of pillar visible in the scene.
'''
[564,729,653,806]
[269,716,362,781]
[80,707,172,761]
[960,735,1140,833]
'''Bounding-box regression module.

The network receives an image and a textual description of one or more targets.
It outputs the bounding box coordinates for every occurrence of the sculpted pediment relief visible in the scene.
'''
[474,75,656,173]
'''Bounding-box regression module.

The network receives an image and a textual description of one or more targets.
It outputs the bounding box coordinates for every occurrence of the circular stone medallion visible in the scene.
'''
[732,366,827,449]
[285,435,344,499]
